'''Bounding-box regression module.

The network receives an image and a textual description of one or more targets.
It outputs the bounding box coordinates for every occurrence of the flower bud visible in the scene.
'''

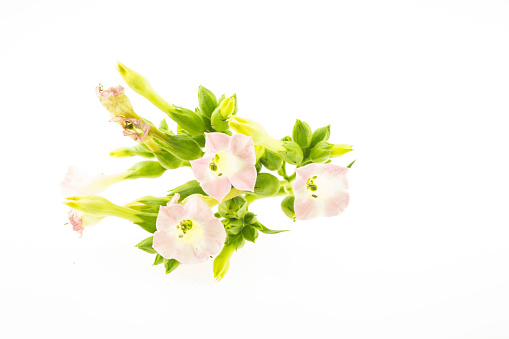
[254,145,265,161]
[117,61,206,135]
[278,141,303,165]
[309,141,334,163]
[96,85,141,120]
[252,173,280,197]
[243,212,257,225]
[64,196,143,222]
[222,218,244,235]
[242,226,259,243]
[310,125,331,149]
[260,149,283,171]
[153,149,184,169]
[153,133,204,161]
[330,144,354,157]
[124,161,167,180]
[228,116,285,152]
[211,95,236,132]
[218,196,248,219]
[213,243,235,282]
[281,195,296,221]
[292,119,312,149]
[198,85,218,118]
[67,209,105,237]
[110,144,154,158]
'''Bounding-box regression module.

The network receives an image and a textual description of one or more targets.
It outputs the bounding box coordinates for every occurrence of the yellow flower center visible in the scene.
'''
[306,176,319,199]
[174,219,204,245]
[208,152,238,178]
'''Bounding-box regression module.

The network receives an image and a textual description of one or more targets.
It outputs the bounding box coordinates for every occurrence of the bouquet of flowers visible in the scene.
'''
[61,62,355,281]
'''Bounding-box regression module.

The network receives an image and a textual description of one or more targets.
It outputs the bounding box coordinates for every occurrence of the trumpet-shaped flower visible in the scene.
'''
[293,163,349,220]
[153,195,226,265]
[190,133,256,202]
[68,209,104,237]
[60,167,127,197]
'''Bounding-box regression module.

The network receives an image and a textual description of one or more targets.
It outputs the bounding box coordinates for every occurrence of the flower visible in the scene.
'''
[110,116,150,142]
[152,195,227,264]
[190,133,257,202]
[293,163,350,220]
[60,167,126,197]
[96,84,141,120]
[68,209,104,237]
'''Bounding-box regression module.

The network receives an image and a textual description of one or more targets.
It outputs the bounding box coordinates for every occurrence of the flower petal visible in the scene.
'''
[153,230,182,260]
[229,134,256,164]
[156,204,185,232]
[228,165,257,192]
[190,156,214,182]
[200,177,232,202]
[183,196,215,223]
[205,132,231,155]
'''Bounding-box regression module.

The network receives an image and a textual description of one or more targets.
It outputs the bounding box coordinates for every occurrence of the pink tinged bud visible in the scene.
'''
[110,116,150,142]
[67,209,104,237]
[190,133,257,202]
[293,163,350,220]
[152,196,227,265]
[60,167,127,197]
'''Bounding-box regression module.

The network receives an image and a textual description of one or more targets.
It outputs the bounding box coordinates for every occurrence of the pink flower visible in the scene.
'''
[190,133,257,202]
[96,85,124,98]
[293,163,350,220]
[110,116,150,142]
[68,209,104,237]
[60,166,126,197]
[152,195,226,265]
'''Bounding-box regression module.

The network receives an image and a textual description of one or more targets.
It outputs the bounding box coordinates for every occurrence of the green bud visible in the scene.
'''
[198,85,218,118]
[242,226,259,243]
[330,144,354,157]
[225,233,245,250]
[260,149,283,171]
[153,254,165,265]
[110,144,154,158]
[153,149,184,169]
[309,141,334,163]
[310,125,331,149]
[243,212,257,225]
[153,133,204,161]
[255,161,262,173]
[211,95,236,132]
[117,61,206,135]
[213,243,235,282]
[281,195,296,220]
[135,236,157,254]
[222,218,244,235]
[218,196,248,219]
[163,258,181,274]
[125,196,171,214]
[278,141,304,165]
[168,180,206,202]
[124,161,166,180]
[253,173,280,197]
[292,119,312,149]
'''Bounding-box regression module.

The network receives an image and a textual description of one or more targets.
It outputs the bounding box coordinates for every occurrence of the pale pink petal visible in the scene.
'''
[96,85,125,98]
[176,244,203,265]
[156,204,185,232]
[229,134,256,164]
[205,133,230,155]
[110,117,150,142]
[68,209,84,236]
[153,230,182,259]
[190,156,214,182]
[228,165,257,192]
[168,193,180,205]
[323,191,350,217]
[192,218,226,261]
[183,196,215,223]
[200,177,232,202]
[295,197,323,220]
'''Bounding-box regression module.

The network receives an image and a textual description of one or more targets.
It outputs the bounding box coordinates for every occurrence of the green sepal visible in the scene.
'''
[154,133,204,161]
[198,85,218,118]
[159,119,169,132]
[153,149,183,169]
[153,254,164,265]
[177,125,206,148]
[225,233,245,250]
[243,212,257,225]
[110,144,154,158]
[281,195,296,220]
[218,196,248,219]
[135,236,156,254]
[125,196,171,214]
[222,218,244,235]
[347,159,356,168]
[164,258,181,274]
[252,222,288,234]
[168,106,207,135]
[211,95,236,132]
[168,180,206,201]
[260,149,283,171]
[253,173,280,197]
[278,141,303,166]
[216,94,225,106]
[330,144,354,158]
[292,119,312,149]
[132,213,158,233]
[242,226,259,243]
[310,125,331,149]
[124,161,167,180]
[309,141,334,164]
[255,161,262,173]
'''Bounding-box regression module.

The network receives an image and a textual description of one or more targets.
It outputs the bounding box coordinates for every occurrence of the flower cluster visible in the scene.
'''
[61,62,355,281]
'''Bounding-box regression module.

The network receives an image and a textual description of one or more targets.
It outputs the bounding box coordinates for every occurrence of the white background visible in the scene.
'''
[1,1,508,338]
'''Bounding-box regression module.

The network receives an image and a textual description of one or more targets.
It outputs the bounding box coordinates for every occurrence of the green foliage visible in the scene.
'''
[124,161,167,180]
[260,149,283,171]
[281,195,296,220]
[310,125,331,149]
[292,119,312,149]
[309,141,334,164]
[164,259,181,274]
[198,85,218,118]
[253,173,280,197]
[242,226,259,243]
[135,236,156,254]
[168,180,206,201]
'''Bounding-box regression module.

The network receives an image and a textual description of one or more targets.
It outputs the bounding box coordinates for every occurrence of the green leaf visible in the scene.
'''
[310,125,331,149]
[252,222,289,234]
[164,258,181,274]
[168,180,206,201]
[198,85,218,118]
[242,226,259,243]
[135,236,156,254]
[124,161,167,180]
[153,254,164,265]
[253,173,280,197]
[260,149,283,171]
